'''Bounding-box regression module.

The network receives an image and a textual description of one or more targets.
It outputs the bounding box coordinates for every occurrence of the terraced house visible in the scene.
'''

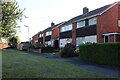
[32,1,120,48]
[38,22,65,48]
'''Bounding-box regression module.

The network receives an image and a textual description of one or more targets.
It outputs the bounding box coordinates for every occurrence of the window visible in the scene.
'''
[46,31,52,36]
[89,17,97,25]
[77,20,85,28]
[104,36,109,42]
[118,20,120,27]
[60,38,72,47]
[60,24,72,32]
[76,37,85,47]
[45,41,52,46]
[39,34,43,38]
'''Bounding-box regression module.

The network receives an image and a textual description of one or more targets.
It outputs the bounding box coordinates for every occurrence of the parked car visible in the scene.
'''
[17,42,30,51]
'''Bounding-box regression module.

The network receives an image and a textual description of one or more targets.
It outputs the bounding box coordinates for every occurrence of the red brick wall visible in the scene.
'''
[116,35,120,42]
[109,35,114,42]
[118,5,120,32]
[32,34,39,44]
[52,28,59,39]
[43,32,45,44]
[97,4,119,42]
[72,23,76,45]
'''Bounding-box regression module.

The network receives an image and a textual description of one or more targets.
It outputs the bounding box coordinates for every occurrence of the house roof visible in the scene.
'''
[41,3,112,32]
[52,21,66,30]
[63,4,111,26]
[40,1,119,32]
[63,2,120,25]
[43,26,52,32]
[43,22,66,32]
[38,31,43,35]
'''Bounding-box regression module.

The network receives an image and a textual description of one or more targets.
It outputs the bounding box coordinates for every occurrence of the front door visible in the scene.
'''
[54,40,59,49]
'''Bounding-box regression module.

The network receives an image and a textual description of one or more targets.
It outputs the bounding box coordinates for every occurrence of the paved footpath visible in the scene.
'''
[28,51,120,78]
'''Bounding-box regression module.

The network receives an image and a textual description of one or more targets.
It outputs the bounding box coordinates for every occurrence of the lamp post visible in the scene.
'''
[24,25,29,42]
[24,25,30,51]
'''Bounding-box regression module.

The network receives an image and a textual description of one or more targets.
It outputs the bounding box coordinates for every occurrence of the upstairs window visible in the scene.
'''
[60,24,72,32]
[46,31,52,36]
[39,34,43,38]
[89,17,97,26]
[77,20,85,28]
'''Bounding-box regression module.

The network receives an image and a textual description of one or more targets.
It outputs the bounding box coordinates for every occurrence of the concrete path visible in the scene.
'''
[28,51,120,78]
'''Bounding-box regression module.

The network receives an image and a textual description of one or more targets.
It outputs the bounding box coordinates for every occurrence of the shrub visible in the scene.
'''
[41,46,54,53]
[79,42,120,67]
[33,42,40,49]
[74,47,79,56]
[60,43,77,57]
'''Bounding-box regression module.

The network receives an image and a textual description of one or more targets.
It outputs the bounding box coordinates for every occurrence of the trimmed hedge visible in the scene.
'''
[79,43,120,67]
[41,46,54,53]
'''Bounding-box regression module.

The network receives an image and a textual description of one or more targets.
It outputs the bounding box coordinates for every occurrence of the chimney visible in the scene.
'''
[51,22,55,26]
[83,7,89,14]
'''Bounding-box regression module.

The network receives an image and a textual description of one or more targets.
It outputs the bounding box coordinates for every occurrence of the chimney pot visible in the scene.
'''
[51,22,55,26]
[83,7,89,14]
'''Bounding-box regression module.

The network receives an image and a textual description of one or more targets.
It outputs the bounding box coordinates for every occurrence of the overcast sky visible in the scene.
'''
[16,0,118,42]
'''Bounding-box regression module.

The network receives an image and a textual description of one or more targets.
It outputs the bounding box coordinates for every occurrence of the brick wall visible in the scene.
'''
[52,27,59,39]
[118,5,120,32]
[97,4,119,42]
[72,23,76,45]
[116,35,120,42]
[43,32,45,44]
[32,34,39,44]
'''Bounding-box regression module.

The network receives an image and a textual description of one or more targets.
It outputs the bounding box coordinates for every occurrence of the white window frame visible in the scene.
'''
[76,37,85,47]
[77,20,85,28]
[104,36,109,43]
[39,33,43,38]
[60,38,72,48]
[60,24,72,32]
[46,31,52,36]
[45,41,52,46]
[89,17,97,26]
[118,20,120,27]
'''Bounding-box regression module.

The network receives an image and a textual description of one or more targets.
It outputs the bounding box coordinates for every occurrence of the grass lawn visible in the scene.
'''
[2,49,110,78]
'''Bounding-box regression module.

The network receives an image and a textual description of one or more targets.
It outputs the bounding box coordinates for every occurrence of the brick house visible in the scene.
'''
[59,1,120,47]
[51,22,66,48]
[38,22,65,48]
[33,1,120,48]
[32,33,39,44]
[42,22,54,46]
[38,31,43,44]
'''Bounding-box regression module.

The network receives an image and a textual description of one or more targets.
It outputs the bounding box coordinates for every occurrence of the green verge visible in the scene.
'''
[2,49,110,78]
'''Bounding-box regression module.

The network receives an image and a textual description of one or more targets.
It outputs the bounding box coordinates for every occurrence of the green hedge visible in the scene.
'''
[79,43,120,67]
[41,46,54,53]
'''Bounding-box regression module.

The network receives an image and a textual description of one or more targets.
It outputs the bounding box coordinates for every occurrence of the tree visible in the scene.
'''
[0,1,25,37]
[8,36,21,48]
